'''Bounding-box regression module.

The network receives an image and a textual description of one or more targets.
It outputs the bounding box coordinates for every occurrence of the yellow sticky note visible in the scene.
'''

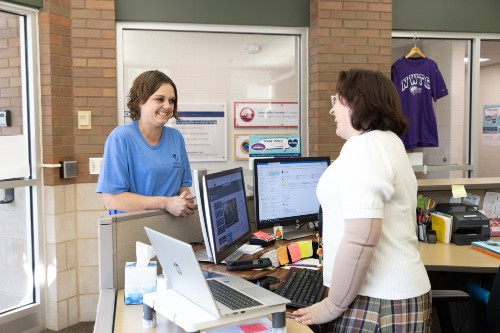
[277,246,289,265]
[451,185,467,198]
[297,240,313,258]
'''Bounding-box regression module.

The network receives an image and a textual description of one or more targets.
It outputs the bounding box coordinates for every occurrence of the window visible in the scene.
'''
[0,3,43,331]
[117,23,307,174]
[392,32,474,178]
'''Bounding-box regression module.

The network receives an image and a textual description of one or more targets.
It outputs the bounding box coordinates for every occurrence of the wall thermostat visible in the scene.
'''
[0,110,11,127]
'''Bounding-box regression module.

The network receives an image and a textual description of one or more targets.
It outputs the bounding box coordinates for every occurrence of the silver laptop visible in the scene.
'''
[145,227,290,317]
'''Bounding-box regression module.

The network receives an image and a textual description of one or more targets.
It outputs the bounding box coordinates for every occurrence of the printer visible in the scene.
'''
[435,203,490,245]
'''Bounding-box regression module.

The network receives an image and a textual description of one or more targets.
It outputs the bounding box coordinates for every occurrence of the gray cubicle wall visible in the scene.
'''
[98,209,204,291]
[98,196,256,291]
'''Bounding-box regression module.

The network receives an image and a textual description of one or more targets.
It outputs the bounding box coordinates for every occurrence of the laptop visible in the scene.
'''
[145,227,290,318]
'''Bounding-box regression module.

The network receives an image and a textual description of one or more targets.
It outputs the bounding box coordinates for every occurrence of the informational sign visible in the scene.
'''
[482,104,500,146]
[168,103,227,161]
[0,135,29,179]
[234,102,299,128]
[249,134,300,157]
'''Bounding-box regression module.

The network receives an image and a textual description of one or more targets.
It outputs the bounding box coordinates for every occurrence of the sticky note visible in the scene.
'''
[277,246,289,265]
[297,240,313,258]
[287,243,302,262]
[239,323,269,333]
[451,185,467,198]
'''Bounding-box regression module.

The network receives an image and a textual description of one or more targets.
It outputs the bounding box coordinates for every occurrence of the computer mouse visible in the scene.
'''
[255,276,280,290]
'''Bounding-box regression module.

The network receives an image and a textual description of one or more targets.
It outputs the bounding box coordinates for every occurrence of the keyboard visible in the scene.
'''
[207,279,263,310]
[274,267,325,308]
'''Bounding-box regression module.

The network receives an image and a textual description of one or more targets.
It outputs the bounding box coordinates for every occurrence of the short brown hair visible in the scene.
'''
[127,70,179,121]
[336,69,408,136]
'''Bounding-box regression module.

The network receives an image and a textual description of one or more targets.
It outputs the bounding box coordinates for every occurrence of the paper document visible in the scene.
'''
[430,212,453,244]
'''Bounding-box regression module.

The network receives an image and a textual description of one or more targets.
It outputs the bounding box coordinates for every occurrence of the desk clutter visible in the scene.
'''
[417,194,493,246]
[258,237,318,268]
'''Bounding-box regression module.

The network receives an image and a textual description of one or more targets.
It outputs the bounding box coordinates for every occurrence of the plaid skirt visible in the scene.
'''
[310,291,432,333]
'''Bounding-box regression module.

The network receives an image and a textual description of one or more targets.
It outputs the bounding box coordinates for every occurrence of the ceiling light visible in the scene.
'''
[464,57,490,63]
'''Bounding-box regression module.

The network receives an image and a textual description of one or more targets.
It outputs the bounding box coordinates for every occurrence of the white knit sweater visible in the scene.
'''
[317,130,430,300]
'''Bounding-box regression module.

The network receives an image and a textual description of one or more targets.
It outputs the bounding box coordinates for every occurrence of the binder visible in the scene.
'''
[430,212,453,244]
[471,240,500,259]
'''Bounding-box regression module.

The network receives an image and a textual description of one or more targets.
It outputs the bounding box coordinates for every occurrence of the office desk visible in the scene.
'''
[418,238,500,273]
[114,289,312,333]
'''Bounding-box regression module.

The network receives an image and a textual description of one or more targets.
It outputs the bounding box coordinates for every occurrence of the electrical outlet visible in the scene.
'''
[89,157,103,174]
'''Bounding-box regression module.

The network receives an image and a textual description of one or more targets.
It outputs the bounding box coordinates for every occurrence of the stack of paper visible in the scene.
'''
[471,240,500,259]
[430,212,453,244]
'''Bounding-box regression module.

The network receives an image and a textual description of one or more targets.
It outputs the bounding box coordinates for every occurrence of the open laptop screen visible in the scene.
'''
[203,167,252,264]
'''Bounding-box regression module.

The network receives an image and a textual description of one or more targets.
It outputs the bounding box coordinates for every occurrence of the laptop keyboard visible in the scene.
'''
[207,279,263,310]
[274,267,325,308]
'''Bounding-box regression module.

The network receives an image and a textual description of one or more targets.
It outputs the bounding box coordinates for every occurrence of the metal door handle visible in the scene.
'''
[0,188,14,204]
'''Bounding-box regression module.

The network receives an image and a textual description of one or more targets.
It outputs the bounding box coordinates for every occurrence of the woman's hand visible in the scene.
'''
[292,306,314,325]
[165,192,197,217]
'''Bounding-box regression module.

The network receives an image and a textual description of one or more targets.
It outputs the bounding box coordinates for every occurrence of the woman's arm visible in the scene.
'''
[293,218,382,324]
[102,191,196,217]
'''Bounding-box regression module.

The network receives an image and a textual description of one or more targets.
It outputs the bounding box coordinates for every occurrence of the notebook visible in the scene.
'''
[144,227,290,317]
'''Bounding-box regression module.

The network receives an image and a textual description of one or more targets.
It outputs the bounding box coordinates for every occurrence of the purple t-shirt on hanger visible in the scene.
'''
[391,57,448,150]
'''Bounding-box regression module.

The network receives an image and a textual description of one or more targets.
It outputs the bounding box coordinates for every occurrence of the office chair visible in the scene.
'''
[431,289,470,332]
[485,265,500,333]
[434,265,500,333]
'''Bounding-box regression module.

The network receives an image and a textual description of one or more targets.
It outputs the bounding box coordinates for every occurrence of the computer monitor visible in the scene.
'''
[253,156,330,240]
[202,167,252,264]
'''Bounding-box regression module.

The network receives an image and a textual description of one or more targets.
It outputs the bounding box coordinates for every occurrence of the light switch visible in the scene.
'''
[78,111,92,129]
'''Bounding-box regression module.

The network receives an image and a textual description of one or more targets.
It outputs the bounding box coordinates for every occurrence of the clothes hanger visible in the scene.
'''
[405,35,426,59]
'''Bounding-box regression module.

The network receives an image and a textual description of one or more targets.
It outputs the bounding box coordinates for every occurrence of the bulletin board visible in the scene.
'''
[167,103,227,161]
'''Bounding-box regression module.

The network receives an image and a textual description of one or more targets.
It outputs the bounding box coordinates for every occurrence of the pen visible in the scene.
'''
[287,264,321,268]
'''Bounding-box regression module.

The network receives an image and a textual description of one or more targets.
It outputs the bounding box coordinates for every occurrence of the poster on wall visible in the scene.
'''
[482,104,500,146]
[249,134,300,158]
[234,102,299,128]
[167,103,227,161]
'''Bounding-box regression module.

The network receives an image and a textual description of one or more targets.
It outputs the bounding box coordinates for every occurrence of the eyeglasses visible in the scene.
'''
[331,95,337,107]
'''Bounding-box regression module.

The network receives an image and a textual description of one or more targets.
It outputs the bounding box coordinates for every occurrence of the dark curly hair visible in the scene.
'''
[336,68,408,136]
[127,70,179,121]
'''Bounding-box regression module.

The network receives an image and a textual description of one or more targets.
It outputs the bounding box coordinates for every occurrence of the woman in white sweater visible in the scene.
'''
[293,69,431,332]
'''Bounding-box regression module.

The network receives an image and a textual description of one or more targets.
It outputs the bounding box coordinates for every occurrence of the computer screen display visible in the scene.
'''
[253,156,330,238]
[202,167,252,264]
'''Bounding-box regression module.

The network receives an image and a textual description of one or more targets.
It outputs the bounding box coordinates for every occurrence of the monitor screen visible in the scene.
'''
[253,156,330,238]
[202,167,252,264]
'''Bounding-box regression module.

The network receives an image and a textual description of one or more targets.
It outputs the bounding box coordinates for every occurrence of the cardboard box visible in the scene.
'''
[124,261,157,304]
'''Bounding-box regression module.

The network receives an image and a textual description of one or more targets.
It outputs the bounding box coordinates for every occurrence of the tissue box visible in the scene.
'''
[124,261,157,304]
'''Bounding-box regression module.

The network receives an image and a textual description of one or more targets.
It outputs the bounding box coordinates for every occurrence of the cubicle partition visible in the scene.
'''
[95,210,204,332]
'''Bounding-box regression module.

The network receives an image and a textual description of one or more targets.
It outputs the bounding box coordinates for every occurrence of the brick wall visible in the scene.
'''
[308,0,393,160]
[0,12,22,136]
[39,0,116,186]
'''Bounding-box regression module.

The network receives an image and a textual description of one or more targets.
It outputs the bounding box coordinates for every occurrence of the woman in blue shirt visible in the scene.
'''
[96,70,196,216]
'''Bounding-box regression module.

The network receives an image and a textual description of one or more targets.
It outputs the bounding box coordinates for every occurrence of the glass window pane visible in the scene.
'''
[478,40,500,177]
[0,9,35,315]
[0,10,30,179]
[0,187,34,314]
[121,29,301,164]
